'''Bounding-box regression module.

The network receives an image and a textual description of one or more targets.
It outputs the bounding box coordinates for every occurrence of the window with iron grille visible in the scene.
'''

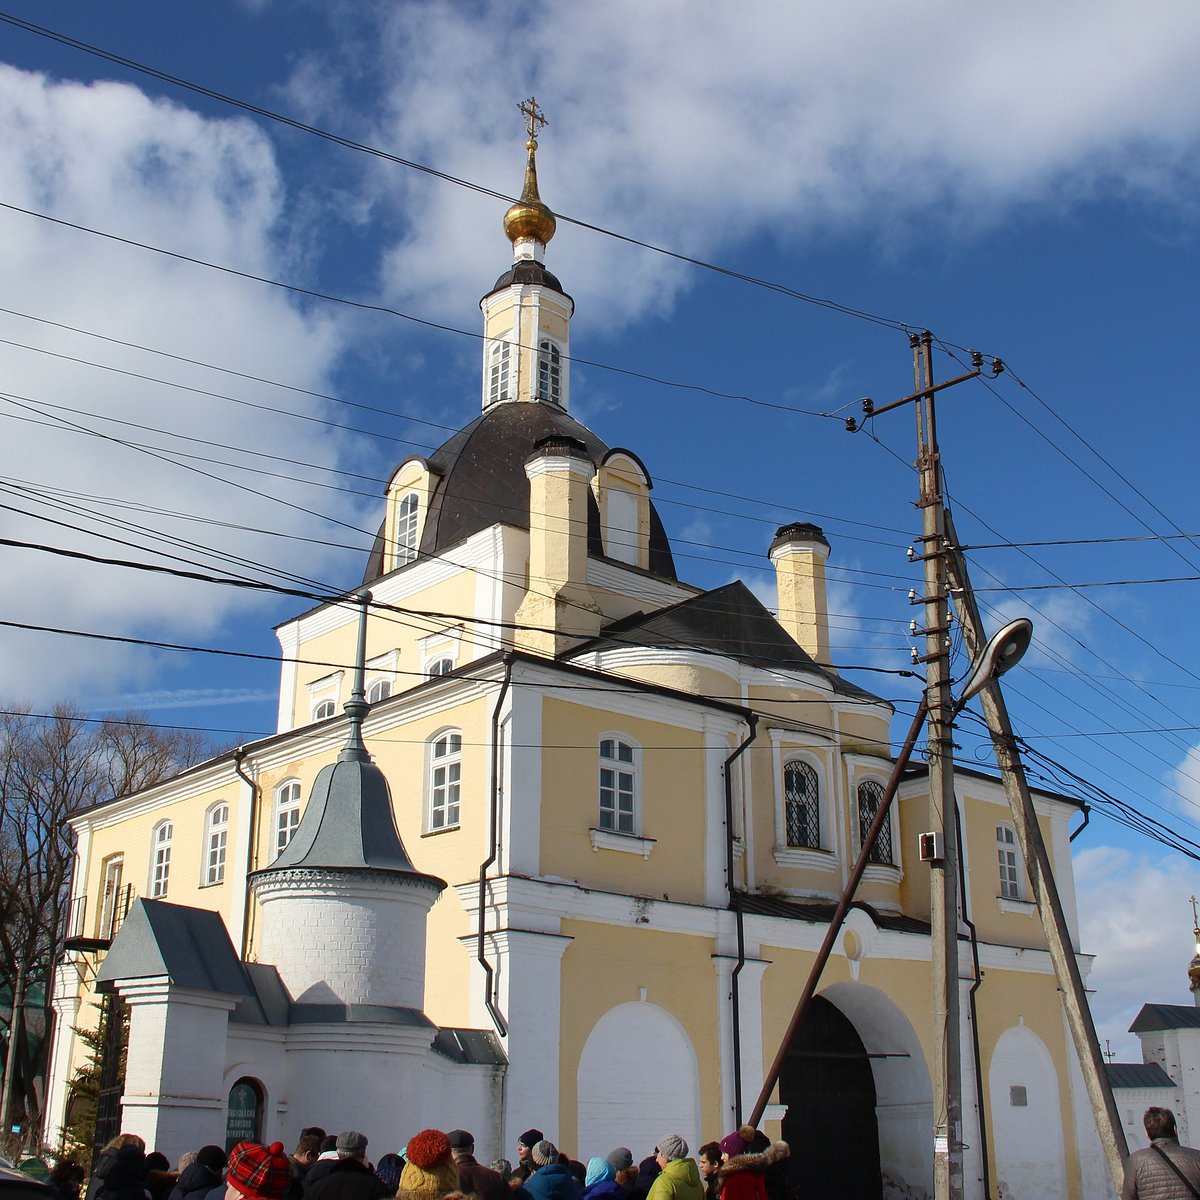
[858,780,893,865]
[599,738,636,834]
[997,825,1021,899]
[784,760,820,848]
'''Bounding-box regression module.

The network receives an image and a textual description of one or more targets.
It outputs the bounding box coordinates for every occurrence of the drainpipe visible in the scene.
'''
[725,715,759,1126]
[1069,804,1090,842]
[234,747,260,960]
[955,799,991,1200]
[478,655,514,1036]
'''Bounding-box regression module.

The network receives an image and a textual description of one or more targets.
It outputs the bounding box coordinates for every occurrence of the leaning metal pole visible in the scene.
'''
[943,508,1129,1193]
[746,696,929,1129]
[914,331,964,1200]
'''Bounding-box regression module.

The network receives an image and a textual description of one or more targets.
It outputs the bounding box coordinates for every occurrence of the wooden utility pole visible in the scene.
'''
[912,331,964,1200]
[943,507,1129,1193]
[0,960,26,1137]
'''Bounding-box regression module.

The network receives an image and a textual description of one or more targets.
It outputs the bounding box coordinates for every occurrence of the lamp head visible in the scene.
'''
[957,617,1033,706]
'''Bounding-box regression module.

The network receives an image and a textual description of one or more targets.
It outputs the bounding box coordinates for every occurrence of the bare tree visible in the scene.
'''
[0,705,210,1141]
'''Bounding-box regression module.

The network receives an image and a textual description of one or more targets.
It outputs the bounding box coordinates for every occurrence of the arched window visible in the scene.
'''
[428,732,462,831]
[396,492,419,566]
[204,803,229,886]
[599,738,638,834]
[857,780,893,865]
[313,699,336,721]
[997,825,1021,899]
[538,339,562,404]
[488,340,511,405]
[784,761,820,848]
[427,657,454,679]
[367,678,392,703]
[150,821,173,897]
[275,781,302,857]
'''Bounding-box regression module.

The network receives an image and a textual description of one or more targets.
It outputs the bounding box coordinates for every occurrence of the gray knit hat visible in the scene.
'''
[606,1149,633,1173]
[655,1135,688,1161]
[532,1141,558,1167]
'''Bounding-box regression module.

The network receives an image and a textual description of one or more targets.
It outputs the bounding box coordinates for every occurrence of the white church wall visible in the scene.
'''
[254,874,434,1008]
[988,1024,1068,1200]
[418,1053,507,1162]
[576,1001,701,1159]
[223,1027,288,1146]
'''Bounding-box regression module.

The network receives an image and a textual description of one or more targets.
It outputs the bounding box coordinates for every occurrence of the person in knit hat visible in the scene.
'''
[398,1131,459,1200]
[226,1143,293,1200]
[713,1140,788,1200]
[512,1132,543,1185]
[581,1158,620,1200]
[645,1138,702,1200]
[521,1143,579,1200]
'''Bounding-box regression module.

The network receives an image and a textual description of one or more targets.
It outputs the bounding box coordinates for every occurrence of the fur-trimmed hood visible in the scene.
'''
[717,1144,789,1181]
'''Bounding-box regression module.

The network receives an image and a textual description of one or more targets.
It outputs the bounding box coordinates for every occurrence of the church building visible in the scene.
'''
[44,107,1108,1200]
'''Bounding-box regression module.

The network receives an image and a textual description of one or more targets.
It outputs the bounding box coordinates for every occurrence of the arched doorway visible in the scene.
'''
[780,996,881,1200]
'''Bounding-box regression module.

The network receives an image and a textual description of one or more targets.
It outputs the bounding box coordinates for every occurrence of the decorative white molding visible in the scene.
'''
[589,828,656,858]
[772,845,838,871]
[998,896,1038,916]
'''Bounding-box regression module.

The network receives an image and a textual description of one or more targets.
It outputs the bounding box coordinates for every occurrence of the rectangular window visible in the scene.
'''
[599,739,636,834]
[430,733,462,830]
[998,826,1021,899]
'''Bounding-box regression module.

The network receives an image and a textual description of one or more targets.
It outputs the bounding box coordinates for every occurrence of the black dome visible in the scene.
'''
[486,258,570,301]
[362,402,677,583]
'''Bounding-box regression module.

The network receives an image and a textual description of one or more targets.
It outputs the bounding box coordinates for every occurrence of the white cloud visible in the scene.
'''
[1074,843,1200,1060]
[0,66,362,702]
[294,1,1200,333]
[1169,743,1200,819]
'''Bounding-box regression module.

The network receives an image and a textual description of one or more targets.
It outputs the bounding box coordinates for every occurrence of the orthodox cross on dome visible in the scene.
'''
[1191,894,1198,929]
[519,96,548,146]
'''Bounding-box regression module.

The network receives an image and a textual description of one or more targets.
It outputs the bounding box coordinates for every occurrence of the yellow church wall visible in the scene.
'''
[538,696,708,902]
[611,661,737,704]
[556,920,722,1154]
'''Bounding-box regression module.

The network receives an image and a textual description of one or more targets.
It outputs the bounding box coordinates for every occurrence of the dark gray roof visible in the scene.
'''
[96,899,254,996]
[486,259,570,299]
[363,401,678,584]
[431,1027,508,1065]
[1106,1062,1177,1089]
[260,750,444,888]
[735,892,931,936]
[577,581,884,704]
[1130,1003,1200,1033]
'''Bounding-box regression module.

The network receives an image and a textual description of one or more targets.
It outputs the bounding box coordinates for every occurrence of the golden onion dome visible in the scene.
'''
[504,136,556,247]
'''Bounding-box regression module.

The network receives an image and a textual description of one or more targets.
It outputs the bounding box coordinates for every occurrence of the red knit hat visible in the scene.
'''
[406,1129,453,1170]
[227,1142,291,1200]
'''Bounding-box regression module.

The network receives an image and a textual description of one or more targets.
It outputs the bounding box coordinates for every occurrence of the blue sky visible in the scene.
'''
[1,1,1198,1056]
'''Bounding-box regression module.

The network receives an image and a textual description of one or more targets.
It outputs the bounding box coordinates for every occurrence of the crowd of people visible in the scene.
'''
[67,1123,791,1200]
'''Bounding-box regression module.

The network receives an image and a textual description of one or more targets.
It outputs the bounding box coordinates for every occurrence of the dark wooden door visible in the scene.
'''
[779,995,881,1200]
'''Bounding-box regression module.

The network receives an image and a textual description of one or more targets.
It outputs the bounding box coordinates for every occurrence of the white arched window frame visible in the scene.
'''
[313,699,336,721]
[599,735,640,836]
[274,780,302,858]
[396,492,419,566]
[857,778,896,867]
[427,656,454,679]
[203,803,230,886]
[367,678,392,703]
[427,730,462,832]
[488,339,512,405]
[997,823,1023,900]
[783,759,821,849]
[538,338,562,404]
[150,820,173,897]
